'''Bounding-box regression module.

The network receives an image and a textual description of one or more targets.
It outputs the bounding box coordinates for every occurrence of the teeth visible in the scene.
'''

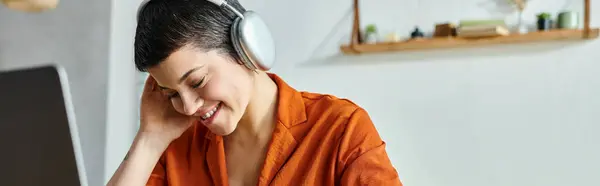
[201,103,220,120]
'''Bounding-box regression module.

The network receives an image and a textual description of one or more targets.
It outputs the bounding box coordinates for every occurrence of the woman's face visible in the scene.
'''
[148,46,255,136]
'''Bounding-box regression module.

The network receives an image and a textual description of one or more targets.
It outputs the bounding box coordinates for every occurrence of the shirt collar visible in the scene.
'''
[269,73,307,128]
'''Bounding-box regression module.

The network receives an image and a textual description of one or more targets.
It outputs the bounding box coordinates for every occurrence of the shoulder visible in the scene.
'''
[301,91,372,124]
[299,91,379,140]
[298,91,385,160]
[301,92,360,118]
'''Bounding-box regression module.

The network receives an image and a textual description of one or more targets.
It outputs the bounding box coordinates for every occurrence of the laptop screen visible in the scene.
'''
[0,66,83,186]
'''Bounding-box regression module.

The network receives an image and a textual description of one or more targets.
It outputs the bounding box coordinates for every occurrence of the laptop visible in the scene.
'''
[0,65,89,186]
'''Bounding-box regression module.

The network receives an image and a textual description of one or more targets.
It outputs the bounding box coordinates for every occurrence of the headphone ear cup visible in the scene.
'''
[230,17,257,71]
[231,11,276,71]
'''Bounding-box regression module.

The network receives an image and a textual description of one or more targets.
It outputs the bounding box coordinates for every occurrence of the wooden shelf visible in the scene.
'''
[341,28,599,54]
[342,0,597,55]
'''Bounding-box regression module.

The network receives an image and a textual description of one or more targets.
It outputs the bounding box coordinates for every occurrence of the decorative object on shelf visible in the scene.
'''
[459,19,506,27]
[536,12,552,31]
[1,0,58,12]
[433,23,457,37]
[457,19,510,38]
[384,32,401,42]
[508,0,530,34]
[341,0,597,55]
[363,24,379,44]
[341,29,599,54]
[558,11,579,29]
[457,25,510,38]
[410,27,425,39]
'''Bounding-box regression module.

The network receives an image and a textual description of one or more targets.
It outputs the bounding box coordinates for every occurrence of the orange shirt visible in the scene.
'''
[146,73,402,186]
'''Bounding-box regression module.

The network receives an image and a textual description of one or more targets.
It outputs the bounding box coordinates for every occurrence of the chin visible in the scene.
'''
[205,115,236,136]
[205,121,236,136]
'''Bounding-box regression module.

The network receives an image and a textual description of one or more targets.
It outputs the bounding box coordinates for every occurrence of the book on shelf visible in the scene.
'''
[459,19,506,27]
[456,19,510,38]
[457,25,510,38]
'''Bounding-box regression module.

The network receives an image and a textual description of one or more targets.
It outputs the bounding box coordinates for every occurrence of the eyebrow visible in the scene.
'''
[158,66,204,90]
[179,66,202,83]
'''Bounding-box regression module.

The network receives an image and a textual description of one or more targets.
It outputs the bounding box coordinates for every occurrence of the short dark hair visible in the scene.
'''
[134,0,246,72]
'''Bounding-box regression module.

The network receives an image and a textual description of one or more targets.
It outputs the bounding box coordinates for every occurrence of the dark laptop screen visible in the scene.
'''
[0,66,81,186]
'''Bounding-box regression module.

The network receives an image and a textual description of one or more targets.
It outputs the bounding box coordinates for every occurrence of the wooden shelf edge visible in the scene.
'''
[341,28,599,55]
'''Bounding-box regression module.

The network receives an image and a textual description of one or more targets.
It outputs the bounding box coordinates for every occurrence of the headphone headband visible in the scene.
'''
[206,0,224,6]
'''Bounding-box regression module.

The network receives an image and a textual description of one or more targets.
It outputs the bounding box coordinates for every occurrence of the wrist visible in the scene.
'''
[133,131,171,154]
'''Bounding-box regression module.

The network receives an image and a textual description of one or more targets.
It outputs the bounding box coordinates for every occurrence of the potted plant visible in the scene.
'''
[537,12,552,31]
[410,26,425,39]
[363,24,378,44]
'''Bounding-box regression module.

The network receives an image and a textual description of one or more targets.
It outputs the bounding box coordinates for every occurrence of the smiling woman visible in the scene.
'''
[1,0,58,12]
[147,47,251,136]
[106,0,402,186]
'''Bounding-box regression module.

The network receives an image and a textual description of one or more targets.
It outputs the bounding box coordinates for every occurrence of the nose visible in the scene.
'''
[181,92,203,116]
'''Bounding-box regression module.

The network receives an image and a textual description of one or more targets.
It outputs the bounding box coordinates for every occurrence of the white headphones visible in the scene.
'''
[137,0,276,71]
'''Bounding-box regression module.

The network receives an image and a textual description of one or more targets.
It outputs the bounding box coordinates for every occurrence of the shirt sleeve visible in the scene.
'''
[337,108,403,186]
[146,154,167,186]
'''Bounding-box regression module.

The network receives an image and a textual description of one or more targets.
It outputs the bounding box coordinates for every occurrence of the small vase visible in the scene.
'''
[516,11,528,34]
[557,11,579,29]
[537,18,552,31]
[364,32,378,44]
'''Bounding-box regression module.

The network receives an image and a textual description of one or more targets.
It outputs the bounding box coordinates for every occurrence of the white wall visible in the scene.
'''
[0,2,112,185]
[104,0,143,183]
[241,0,600,185]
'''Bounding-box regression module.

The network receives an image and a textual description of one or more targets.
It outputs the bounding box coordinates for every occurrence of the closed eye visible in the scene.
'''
[165,77,205,99]
[159,87,179,99]
[168,92,179,99]
[192,77,205,88]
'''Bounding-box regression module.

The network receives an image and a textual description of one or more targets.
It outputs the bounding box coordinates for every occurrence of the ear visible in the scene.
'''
[2,0,59,13]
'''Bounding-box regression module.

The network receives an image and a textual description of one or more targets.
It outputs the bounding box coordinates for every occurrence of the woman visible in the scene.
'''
[107,0,401,185]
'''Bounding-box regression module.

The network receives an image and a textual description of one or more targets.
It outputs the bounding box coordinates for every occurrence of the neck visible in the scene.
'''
[225,72,278,148]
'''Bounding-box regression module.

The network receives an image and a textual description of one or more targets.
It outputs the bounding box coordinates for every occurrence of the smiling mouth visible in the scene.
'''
[201,102,221,120]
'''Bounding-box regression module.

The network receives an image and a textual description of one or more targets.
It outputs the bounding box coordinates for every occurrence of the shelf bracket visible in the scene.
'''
[584,0,591,38]
[349,0,361,53]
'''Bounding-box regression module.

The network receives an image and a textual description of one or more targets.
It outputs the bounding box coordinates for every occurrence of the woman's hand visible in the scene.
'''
[138,76,195,147]
[107,76,195,186]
